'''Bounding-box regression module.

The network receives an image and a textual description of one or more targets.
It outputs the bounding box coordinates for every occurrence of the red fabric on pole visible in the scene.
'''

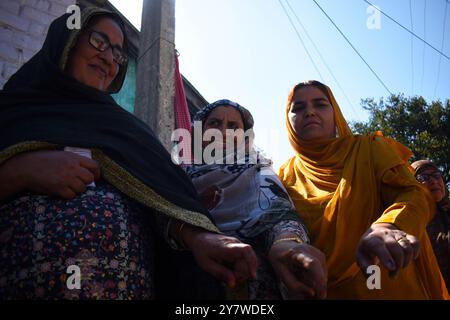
[174,53,192,164]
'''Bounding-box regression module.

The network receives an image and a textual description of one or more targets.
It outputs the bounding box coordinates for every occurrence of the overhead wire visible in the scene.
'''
[420,0,426,93]
[409,0,415,95]
[285,0,362,120]
[363,0,450,60]
[433,0,448,98]
[313,0,393,95]
[277,0,324,81]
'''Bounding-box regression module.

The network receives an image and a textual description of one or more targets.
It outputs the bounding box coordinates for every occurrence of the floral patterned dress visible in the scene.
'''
[0,180,155,299]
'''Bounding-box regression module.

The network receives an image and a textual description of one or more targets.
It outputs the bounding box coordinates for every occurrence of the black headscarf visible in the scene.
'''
[0,8,217,233]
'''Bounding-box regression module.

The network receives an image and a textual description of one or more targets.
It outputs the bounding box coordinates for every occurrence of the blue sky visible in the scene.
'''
[110,0,449,169]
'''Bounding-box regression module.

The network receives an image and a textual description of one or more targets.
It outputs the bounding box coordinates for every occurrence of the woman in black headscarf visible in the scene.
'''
[0,7,256,299]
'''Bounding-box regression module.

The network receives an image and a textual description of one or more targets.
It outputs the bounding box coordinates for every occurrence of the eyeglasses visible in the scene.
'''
[88,30,127,66]
[416,171,443,183]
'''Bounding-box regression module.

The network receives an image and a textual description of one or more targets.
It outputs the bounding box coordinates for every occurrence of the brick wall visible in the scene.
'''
[0,0,76,88]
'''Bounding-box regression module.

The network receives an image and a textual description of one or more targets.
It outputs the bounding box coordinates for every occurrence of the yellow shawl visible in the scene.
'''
[278,82,449,299]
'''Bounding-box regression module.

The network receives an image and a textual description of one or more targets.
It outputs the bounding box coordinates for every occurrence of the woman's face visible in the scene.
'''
[202,106,245,149]
[66,17,124,91]
[288,85,336,141]
[417,168,446,202]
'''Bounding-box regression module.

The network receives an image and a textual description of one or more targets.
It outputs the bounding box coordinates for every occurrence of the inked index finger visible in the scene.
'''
[292,253,327,298]
[357,235,395,276]
[367,238,397,274]
[225,243,258,280]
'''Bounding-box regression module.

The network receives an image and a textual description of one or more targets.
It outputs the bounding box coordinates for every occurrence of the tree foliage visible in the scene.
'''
[350,94,450,183]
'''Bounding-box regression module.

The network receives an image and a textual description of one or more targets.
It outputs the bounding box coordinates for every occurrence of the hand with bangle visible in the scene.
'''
[268,233,327,299]
[170,219,258,288]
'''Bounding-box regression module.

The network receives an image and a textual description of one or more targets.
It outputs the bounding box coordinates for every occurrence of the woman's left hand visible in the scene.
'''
[356,223,420,279]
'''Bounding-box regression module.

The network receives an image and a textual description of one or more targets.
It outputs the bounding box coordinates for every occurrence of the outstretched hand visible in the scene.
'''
[356,223,420,279]
[269,240,327,299]
[183,227,258,288]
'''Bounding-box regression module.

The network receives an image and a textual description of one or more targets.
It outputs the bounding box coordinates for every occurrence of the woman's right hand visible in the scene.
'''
[181,225,258,288]
[0,150,100,200]
[269,240,327,299]
[356,223,420,279]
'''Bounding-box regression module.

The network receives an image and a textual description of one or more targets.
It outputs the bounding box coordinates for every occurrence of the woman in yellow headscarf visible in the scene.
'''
[278,80,449,299]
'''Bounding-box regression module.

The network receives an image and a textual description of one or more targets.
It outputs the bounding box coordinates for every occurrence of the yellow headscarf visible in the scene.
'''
[278,81,449,299]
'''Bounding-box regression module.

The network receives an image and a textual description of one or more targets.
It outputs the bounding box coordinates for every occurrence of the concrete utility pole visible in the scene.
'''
[135,0,175,151]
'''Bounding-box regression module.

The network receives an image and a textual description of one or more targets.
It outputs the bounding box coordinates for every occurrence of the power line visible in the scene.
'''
[433,0,448,98]
[284,0,361,120]
[312,0,393,95]
[278,1,321,81]
[363,0,450,60]
[409,0,414,95]
[277,0,324,81]
[420,0,426,93]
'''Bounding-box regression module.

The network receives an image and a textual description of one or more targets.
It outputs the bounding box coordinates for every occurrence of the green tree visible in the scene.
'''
[350,94,450,184]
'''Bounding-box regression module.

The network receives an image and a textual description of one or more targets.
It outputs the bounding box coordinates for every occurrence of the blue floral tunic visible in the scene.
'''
[0,180,155,299]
